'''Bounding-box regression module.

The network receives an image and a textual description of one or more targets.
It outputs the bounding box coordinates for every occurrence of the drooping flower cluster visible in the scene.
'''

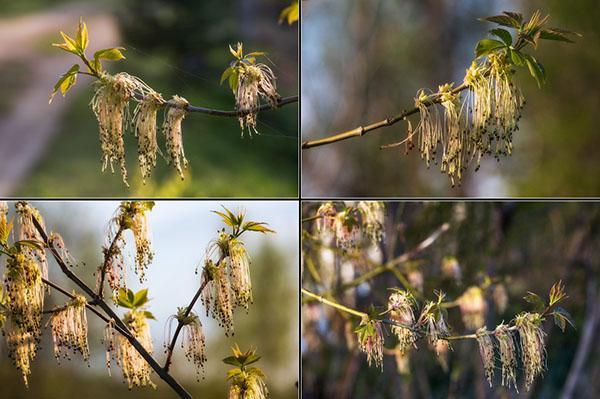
[441,256,462,283]
[202,259,234,336]
[106,310,156,389]
[99,202,154,294]
[418,300,449,347]
[133,90,165,183]
[355,318,384,370]
[162,96,189,180]
[228,238,252,310]
[166,308,206,380]
[236,62,279,137]
[387,289,416,355]
[91,72,140,186]
[407,52,525,186]
[495,323,518,391]
[458,286,487,330]
[49,233,77,267]
[15,202,48,280]
[515,312,547,391]
[3,249,45,386]
[49,294,89,363]
[475,328,495,387]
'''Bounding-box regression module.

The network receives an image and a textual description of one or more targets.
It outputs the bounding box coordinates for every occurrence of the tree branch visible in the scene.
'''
[31,215,193,399]
[301,84,468,149]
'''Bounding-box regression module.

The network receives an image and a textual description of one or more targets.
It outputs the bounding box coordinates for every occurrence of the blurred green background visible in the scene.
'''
[301,0,600,197]
[0,201,299,398]
[302,201,600,398]
[0,0,298,197]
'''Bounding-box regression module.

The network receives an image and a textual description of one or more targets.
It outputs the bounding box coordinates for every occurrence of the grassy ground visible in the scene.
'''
[16,51,298,197]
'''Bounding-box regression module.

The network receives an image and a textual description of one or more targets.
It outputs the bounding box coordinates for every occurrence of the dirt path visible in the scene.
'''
[0,3,119,195]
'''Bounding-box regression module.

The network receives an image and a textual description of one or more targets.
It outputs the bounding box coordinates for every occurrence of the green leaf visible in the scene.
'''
[475,39,506,58]
[59,31,79,53]
[244,353,261,366]
[76,18,88,52]
[480,15,520,29]
[223,356,243,367]
[133,288,149,307]
[143,310,156,320]
[524,291,546,312]
[116,288,133,308]
[242,221,276,234]
[539,28,581,43]
[94,47,125,62]
[220,67,234,84]
[245,51,266,58]
[229,69,239,94]
[490,28,513,46]
[523,54,546,88]
[49,64,79,104]
[502,11,523,25]
[509,48,526,66]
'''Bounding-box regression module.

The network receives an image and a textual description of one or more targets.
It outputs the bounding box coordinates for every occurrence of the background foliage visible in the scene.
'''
[302,0,600,196]
[302,201,600,398]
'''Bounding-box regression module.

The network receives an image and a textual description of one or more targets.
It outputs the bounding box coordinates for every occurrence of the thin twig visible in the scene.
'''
[31,214,193,399]
[301,84,468,149]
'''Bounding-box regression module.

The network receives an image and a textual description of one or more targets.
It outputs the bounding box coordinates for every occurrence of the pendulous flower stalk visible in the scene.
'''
[475,328,495,387]
[236,61,279,137]
[387,289,416,355]
[515,312,547,391]
[49,294,89,363]
[163,95,189,180]
[133,91,165,183]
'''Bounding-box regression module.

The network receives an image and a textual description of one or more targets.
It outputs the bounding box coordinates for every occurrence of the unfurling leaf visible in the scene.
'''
[480,14,521,29]
[220,66,234,84]
[76,18,89,52]
[490,28,513,46]
[133,288,149,307]
[241,221,275,234]
[523,54,546,88]
[540,28,582,43]
[49,64,80,104]
[523,291,545,312]
[475,39,506,58]
[93,47,126,73]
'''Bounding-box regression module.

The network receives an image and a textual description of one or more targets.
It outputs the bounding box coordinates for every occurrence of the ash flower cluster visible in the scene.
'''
[356,318,384,370]
[162,96,189,180]
[166,309,206,380]
[106,310,156,389]
[227,367,269,399]
[15,202,48,281]
[100,202,154,295]
[201,226,259,335]
[408,53,524,186]
[202,259,234,336]
[495,323,518,391]
[357,201,385,244]
[3,249,45,386]
[91,73,139,186]
[90,71,192,185]
[50,294,89,363]
[133,91,165,183]
[236,62,279,136]
[387,289,416,355]
[475,328,495,387]
[516,312,547,391]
